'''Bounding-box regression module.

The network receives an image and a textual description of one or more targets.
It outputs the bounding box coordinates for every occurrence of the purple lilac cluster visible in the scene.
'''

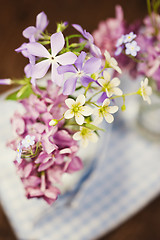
[7,81,83,204]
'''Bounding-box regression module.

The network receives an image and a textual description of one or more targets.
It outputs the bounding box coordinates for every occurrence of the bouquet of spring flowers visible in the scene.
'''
[0,12,151,205]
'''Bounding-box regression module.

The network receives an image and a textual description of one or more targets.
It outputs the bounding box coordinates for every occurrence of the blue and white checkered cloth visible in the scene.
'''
[0,89,160,240]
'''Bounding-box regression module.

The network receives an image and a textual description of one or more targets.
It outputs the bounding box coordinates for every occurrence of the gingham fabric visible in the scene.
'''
[0,91,160,240]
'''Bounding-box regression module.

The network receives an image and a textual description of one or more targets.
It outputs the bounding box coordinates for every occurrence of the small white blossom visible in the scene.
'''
[49,119,58,126]
[124,32,136,43]
[22,135,35,148]
[16,143,22,163]
[73,127,98,148]
[93,99,118,125]
[116,35,125,47]
[125,41,140,57]
[98,70,123,97]
[140,78,152,104]
[64,94,93,125]
[104,50,122,74]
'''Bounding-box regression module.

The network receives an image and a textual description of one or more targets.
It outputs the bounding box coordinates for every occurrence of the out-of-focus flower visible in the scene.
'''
[139,78,152,104]
[22,135,35,148]
[23,12,49,42]
[64,94,93,125]
[124,32,137,43]
[16,143,22,163]
[125,41,140,56]
[73,126,98,147]
[93,99,118,125]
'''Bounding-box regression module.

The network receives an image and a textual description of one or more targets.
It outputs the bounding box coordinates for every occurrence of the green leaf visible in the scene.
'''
[83,123,105,132]
[6,84,34,101]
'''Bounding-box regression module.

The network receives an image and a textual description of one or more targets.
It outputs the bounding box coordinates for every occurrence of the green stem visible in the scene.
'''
[110,91,138,100]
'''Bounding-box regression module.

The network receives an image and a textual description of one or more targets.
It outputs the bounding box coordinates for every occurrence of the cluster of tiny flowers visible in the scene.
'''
[1,11,152,204]
[115,32,140,57]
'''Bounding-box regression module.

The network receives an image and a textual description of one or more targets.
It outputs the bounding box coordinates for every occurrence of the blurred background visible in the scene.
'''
[1,0,160,240]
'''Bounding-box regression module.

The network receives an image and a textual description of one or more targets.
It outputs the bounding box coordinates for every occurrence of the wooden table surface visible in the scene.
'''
[1,1,160,239]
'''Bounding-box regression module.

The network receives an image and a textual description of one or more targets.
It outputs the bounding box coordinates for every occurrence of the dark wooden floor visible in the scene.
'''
[1,0,160,239]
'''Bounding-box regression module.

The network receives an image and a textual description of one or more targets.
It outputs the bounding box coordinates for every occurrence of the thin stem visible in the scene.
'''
[110,91,138,100]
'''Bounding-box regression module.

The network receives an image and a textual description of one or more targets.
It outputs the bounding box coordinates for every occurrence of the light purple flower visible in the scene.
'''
[125,41,140,57]
[72,24,102,57]
[58,51,101,95]
[23,12,49,42]
[27,31,77,86]
[0,78,12,85]
[22,135,35,148]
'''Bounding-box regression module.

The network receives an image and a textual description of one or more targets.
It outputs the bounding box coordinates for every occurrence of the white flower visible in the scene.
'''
[49,119,58,126]
[124,32,136,43]
[22,135,35,148]
[16,143,22,163]
[64,94,93,125]
[98,70,123,97]
[104,50,122,74]
[140,78,152,104]
[73,127,98,148]
[93,99,118,125]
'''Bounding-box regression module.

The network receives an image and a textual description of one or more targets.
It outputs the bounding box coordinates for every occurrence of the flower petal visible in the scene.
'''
[108,106,119,114]
[73,132,82,141]
[50,32,65,56]
[104,112,114,123]
[57,65,76,74]
[32,60,50,79]
[75,113,84,125]
[23,26,37,39]
[103,71,111,81]
[102,98,110,107]
[76,94,85,106]
[80,106,93,116]
[36,11,49,31]
[63,76,78,95]
[112,87,123,96]
[51,63,64,86]
[72,24,84,35]
[83,57,101,74]
[65,98,76,108]
[56,52,77,65]
[27,42,50,58]
[64,109,74,119]
[74,51,86,70]
[80,76,93,87]
[110,77,121,87]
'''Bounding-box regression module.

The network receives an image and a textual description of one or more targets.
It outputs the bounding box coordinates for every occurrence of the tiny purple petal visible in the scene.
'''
[72,24,84,35]
[97,92,107,103]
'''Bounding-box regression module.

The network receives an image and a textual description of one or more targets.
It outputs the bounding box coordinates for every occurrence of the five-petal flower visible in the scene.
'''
[104,50,122,74]
[125,41,140,57]
[73,126,98,147]
[93,99,118,125]
[64,94,93,125]
[98,70,123,98]
[27,31,77,85]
